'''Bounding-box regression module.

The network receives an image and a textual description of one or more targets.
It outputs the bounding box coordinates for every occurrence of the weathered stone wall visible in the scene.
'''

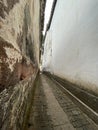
[0,71,38,130]
[0,0,40,91]
[0,0,46,129]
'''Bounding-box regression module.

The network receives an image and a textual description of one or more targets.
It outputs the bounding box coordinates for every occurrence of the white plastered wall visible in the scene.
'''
[42,0,98,94]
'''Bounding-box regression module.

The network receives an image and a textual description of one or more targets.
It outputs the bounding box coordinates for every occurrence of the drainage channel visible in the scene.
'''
[45,73,98,124]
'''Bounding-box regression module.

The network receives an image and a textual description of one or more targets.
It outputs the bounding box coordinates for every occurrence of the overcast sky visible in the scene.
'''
[43,0,54,34]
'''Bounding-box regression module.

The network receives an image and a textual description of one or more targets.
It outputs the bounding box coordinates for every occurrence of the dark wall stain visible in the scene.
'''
[0,0,19,19]
[40,0,46,44]
[26,36,35,62]
[17,4,30,52]
[24,4,31,29]
[17,4,35,63]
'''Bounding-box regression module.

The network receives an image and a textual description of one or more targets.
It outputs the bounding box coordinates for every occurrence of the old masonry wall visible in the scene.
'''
[0,0,46,129]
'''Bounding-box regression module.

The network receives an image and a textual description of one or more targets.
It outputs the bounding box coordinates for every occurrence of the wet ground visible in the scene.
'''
[27,74,98,130]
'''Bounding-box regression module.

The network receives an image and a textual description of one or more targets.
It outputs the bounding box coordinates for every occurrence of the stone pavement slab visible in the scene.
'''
[27,74,98,130]
[41,76,75,130]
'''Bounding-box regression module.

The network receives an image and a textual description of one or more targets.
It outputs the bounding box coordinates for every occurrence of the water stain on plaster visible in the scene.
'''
[17,4,35,63]
[16,4,31,52]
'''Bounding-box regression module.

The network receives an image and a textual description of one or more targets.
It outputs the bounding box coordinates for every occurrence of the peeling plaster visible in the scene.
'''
[4,47,22,71]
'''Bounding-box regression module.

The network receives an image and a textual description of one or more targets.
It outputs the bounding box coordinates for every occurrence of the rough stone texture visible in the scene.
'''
[0,71,38,130]
[0,0,42,91]
[0,0,46,129]
[0,0,19,19]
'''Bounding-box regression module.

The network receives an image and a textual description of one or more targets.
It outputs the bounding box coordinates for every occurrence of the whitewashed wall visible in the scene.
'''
[42,30,52,71]
[42,0,98,94]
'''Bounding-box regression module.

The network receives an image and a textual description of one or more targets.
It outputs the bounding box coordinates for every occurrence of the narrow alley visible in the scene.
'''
[26,74,98,130]
[0,0,98,130]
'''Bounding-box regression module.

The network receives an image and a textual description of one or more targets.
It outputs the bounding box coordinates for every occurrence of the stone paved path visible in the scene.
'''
[27,74,98,130]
